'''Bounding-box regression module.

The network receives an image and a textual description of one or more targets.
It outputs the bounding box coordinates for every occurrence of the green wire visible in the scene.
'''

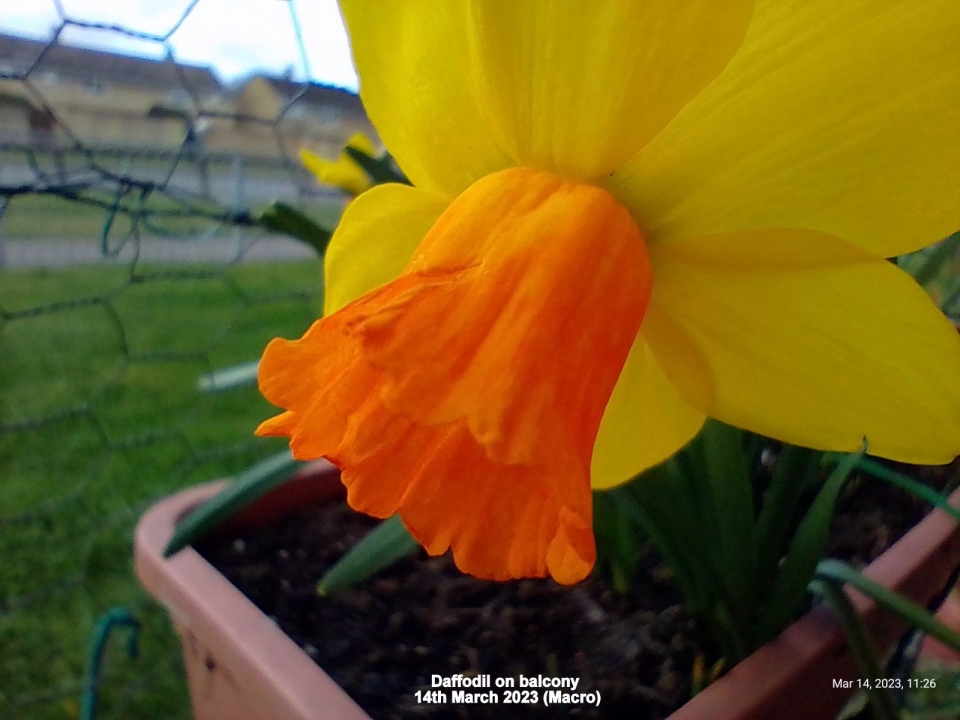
[81,606,140,720]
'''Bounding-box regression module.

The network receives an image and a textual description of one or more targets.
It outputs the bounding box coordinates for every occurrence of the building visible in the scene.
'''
[0,33,373,161]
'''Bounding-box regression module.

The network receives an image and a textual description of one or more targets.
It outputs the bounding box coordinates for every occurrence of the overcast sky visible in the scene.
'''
[0,0,359,90]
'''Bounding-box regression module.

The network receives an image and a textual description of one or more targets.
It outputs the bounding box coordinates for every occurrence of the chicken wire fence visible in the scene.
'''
[0,3,355,718]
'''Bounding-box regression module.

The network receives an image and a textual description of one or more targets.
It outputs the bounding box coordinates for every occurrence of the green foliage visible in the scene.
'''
[904,664,960,719]
[898,231,959,289]
[594,425,865,663]
[596,427,960,696]
[812,560,960,720]
[810,574,901,720]
[163,450,306,558]
[754,446,864,643]
[344,146,410,186]
[898,231,960,318]
[823,455,960,524]
[592,491,643,593]
[816,560,960,655]
[316,514,421,596]
[258,202,334,256]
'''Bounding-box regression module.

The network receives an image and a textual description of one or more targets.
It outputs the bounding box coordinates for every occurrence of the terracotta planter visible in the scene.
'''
[920,591,960,665]
[135,462,368,720]
[135,464,960,720]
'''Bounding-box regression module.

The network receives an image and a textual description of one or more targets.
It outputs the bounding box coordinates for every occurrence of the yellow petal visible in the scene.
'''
[647,230,960,464]
[612,0,960,257]
[339,1,512,198]
[470,0,753,180]
[591,334,706,490]
[340,0,752,191]
[300,147,371,196]
[324,183,447,314]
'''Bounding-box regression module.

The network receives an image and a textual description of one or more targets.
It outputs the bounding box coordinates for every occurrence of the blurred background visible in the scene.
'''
[0,1,367,717]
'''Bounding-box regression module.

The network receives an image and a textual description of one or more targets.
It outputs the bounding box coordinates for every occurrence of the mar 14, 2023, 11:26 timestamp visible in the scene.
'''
[833,678,937,690]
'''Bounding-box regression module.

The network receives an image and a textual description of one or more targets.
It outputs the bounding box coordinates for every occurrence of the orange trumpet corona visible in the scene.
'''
[257,168,652,583]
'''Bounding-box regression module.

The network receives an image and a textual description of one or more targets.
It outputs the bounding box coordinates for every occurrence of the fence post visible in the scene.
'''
[232,154,246,253]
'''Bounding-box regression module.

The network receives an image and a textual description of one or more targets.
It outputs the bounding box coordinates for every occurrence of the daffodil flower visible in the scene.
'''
[259,1,960,584]
[300,132,377,196]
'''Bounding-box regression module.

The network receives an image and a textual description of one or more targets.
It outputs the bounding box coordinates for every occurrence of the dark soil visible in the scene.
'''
[198,458,958,720]
[824,461,956,567]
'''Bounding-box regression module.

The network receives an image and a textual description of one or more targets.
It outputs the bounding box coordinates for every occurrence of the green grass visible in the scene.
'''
[0,192,343,240]
[0,261,323,719]
[905,662,960,719]
[1,193,214,239]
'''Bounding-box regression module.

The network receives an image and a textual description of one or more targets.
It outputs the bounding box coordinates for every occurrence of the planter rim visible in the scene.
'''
[671,483,960,720]
[134,462,370,720]
[136,469,960,720]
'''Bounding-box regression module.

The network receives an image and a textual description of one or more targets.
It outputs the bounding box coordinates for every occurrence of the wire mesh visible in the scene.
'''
[0,3,360,717]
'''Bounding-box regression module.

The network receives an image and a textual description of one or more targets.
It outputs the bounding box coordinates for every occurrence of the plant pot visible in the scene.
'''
[135,461,368,720]
[920,591,960,665]
[135,464,960,720]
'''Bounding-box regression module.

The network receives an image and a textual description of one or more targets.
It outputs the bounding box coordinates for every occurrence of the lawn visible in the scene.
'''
[0,260,323,719]
[0,192,218,240]
[0,191,343,240]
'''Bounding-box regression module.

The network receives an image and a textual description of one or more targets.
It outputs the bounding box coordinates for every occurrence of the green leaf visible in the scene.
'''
[317,514,420,596]
[619,464,752,662]
[908,231,960,287]
[197,359,260,392]
[657,421,756,648]
[824,455,960,524]
[808,576,900,720]
[755,442,866,641]
[942,274,960,316]
[671,437,727,580]
[697,421,757,610]
[258,201,333,255]
[815,559,960,653]
[617,469,711,612]
[163,450,306,557]
[593,491,641,594]
[753,445,823,598]
[344,146,410,185]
